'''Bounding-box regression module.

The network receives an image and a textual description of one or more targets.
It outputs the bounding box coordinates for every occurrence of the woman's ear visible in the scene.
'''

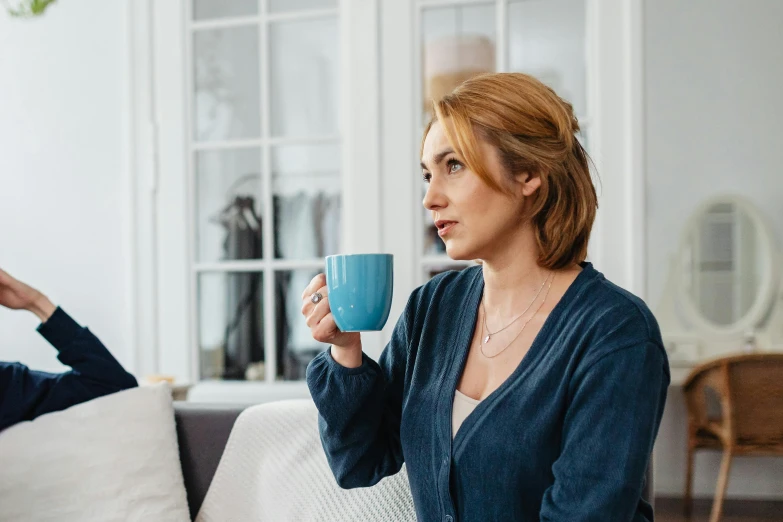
[519,171,542,197]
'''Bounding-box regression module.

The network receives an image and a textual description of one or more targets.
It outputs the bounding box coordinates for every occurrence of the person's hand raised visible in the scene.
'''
[0,268,56,321]
[301,273,362,368]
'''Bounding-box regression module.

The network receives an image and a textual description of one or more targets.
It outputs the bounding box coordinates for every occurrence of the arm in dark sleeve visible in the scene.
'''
[0,307,137,430]
[539,341,670,522]
[305,295,413,489]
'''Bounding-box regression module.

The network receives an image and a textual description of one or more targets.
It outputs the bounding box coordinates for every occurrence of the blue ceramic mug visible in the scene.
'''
[325,254,394,332]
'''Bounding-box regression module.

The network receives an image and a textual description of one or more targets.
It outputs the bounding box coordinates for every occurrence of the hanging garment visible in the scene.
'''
[274,192,323,379]
[318,192,341,258]
[279,193,320,353]
[219,196,264,380]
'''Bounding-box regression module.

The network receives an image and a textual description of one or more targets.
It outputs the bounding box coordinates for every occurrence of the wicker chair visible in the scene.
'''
[682,353,783,522]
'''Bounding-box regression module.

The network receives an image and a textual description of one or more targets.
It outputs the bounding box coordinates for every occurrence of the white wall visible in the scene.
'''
[646,0,783,498]
[0,1,133,374]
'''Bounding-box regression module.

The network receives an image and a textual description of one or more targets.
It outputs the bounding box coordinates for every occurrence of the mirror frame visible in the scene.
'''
[675,194,780,336]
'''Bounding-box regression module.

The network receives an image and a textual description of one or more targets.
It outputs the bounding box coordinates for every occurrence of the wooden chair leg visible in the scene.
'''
[709,448,733,522]
[684,444,695,518]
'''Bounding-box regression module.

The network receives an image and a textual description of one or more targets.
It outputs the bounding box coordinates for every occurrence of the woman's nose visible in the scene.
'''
[423,178,446,211]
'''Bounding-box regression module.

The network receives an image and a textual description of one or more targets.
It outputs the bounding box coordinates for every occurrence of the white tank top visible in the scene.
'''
[452,389,481,439]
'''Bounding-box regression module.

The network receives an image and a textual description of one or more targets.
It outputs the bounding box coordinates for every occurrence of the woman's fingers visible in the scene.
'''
[301,280,328,315]
[301,273,327,301]
[305,289,342,344]
[311,310,340,344]
[305,285,330,329]
[300,272,357,346]
[301,277,339,343]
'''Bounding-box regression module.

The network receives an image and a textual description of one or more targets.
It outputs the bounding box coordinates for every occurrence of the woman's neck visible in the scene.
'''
[480,226,552,316]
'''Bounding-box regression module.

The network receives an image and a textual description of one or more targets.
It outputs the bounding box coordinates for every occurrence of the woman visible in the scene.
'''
[302,73,669,521]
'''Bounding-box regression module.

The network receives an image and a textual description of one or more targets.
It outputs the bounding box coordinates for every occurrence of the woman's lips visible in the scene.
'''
[436,221,457,237]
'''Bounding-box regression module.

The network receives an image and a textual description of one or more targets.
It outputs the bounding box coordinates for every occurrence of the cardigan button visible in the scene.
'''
[444,516,453,522]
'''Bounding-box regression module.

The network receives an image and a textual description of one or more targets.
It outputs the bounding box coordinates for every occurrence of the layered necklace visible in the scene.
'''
[480,272,555,359]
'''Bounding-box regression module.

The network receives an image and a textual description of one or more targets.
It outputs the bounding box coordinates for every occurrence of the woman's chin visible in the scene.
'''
[443,240,475,262]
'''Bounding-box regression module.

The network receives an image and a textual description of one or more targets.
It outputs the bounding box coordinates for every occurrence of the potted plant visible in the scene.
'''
[2,0,57,17]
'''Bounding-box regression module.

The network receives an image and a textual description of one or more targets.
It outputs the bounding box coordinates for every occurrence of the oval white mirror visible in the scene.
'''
[677,196,779,335]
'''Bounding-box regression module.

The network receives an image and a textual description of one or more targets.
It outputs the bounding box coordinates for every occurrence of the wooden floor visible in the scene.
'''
[655,497,783,522]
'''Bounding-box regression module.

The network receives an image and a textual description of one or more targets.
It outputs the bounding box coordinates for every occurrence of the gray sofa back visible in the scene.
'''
[174,403,245,519]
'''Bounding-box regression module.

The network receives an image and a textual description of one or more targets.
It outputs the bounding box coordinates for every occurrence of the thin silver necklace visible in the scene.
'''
[480,273,554,359]
[481,273,549,344]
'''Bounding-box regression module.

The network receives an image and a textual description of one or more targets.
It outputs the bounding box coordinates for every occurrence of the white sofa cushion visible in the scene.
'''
[0,383,189,522]
[196,399,417,522]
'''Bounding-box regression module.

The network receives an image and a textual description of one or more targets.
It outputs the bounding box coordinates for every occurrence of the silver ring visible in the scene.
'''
[310,292,323,304]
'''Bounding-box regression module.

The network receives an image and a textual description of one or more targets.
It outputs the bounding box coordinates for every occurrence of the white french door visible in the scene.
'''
[132,0,383,383]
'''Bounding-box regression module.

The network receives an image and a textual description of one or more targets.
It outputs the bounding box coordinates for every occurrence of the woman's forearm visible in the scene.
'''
[330,337,364,368]
[28,294,56,323]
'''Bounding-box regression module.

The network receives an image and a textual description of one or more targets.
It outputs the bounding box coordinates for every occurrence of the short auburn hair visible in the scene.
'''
[422,72,598,270]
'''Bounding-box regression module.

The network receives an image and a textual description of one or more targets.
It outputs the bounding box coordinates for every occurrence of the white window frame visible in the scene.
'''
[129,0,384,384]
[127,0,645,387]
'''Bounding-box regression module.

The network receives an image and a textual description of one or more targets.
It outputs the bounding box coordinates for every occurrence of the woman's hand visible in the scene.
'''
[301,273,363,368]
[0,268,56,322]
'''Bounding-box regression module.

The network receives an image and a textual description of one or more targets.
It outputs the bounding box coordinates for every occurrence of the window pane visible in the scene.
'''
[193,0,257,20]
[198,272,265,380]
[195,147,263,263]
[421,4,496,121]
[268,0,336,14]
[508,0,587,118]
[193,27,261,141]
[275,270,328,380]
[269,16,339,137]
[272,144,341,259]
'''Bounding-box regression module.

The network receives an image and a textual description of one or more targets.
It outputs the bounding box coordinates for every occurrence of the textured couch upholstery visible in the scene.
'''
[173,402,654,520]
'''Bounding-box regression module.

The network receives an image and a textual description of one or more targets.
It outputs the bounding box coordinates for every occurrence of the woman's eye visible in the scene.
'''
[422,172,431,183]
[447,160,463,174]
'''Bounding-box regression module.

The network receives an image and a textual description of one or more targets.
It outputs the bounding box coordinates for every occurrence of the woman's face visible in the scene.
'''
[420,120,540,261]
